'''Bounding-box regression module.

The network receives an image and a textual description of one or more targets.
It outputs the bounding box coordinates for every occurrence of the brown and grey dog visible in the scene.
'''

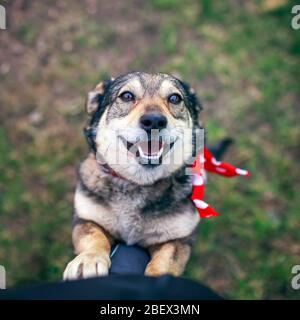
[63,72,203,280]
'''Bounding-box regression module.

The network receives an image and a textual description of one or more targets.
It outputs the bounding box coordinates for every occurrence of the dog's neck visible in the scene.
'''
[97,162,122,179]
[93,154,190,189]
[78,153,193,211]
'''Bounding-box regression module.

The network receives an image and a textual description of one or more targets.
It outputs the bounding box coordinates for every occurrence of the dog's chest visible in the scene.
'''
[75,184,199,246]
[115,206,199,246]
[112,202,144,245]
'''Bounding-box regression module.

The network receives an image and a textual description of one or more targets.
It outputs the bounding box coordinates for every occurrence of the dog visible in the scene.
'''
[63,71,204,280]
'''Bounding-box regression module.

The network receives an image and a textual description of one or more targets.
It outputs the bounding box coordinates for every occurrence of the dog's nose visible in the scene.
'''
[140,113,167,132]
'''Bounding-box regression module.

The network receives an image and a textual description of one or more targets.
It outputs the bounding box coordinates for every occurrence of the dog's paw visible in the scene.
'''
[63,251,110,281]
[144,263,169,277]
[145,262,183,277]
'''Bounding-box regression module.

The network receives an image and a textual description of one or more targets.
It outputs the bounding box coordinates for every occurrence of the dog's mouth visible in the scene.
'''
[119,136,176,167]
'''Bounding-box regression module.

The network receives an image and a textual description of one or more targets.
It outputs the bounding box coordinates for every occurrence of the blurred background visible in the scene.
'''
[0,0,299,299]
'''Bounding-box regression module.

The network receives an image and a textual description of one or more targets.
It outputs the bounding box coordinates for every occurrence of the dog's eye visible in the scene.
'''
[119,91,135,102]
[168,93,182,105]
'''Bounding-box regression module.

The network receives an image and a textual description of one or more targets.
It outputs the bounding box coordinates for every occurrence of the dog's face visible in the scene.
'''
[85,72,202,185]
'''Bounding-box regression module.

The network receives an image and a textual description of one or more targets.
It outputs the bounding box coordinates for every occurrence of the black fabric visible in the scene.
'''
[0,275,223,300]
[109,243,150,275]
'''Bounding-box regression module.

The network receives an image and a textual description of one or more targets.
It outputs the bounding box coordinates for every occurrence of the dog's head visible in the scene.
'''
[84,72,203,185]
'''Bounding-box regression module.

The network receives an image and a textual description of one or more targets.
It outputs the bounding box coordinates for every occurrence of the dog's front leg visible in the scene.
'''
[63,220,113,280]
[145,240,191,277]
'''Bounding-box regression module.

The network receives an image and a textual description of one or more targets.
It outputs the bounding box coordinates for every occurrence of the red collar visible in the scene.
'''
[97,162,124,179]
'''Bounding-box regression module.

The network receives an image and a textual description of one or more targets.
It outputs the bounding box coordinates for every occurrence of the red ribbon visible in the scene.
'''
[191,147,250,218]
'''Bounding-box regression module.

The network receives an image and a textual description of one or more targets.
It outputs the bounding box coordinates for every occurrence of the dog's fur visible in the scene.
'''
[63,72,203,280]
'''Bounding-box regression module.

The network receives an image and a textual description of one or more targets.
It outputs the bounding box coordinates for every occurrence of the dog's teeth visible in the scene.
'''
[138,145,164,161]
[157,145,164,158]
[138,146,146,158]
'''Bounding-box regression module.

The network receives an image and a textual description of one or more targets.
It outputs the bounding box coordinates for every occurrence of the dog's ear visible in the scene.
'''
[86,78,114,114]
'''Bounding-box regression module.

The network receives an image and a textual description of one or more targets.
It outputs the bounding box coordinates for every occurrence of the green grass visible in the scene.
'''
[0,0,299,298]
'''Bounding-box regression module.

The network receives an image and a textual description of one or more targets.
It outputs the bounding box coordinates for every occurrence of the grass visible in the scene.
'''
[0,0,299,298]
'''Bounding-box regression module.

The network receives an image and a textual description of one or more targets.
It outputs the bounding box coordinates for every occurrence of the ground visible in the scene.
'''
[0,0,299,299]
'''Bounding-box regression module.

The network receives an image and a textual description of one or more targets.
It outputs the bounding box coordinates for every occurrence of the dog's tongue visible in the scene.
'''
[138,140,162,155]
